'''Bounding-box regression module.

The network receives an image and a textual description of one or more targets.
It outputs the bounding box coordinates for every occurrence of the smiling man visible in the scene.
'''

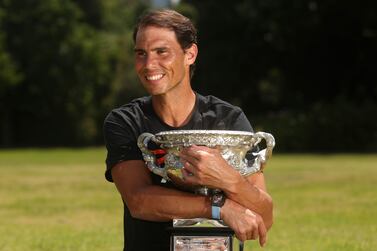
[103,9,273,251]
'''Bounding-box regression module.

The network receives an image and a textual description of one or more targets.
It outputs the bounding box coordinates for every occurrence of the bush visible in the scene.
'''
[253,98,377,152]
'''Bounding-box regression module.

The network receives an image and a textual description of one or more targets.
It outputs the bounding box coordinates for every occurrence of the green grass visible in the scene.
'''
[255,154,377,251]
[0,148,123,251]
[0,149,376,251]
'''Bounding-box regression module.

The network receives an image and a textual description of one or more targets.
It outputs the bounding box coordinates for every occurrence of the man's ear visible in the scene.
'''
[185,43,198,66]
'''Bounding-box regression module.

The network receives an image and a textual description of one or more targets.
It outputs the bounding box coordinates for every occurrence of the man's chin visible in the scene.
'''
[144,87,165,96]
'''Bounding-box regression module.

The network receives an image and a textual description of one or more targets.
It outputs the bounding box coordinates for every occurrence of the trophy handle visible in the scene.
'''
[249,132,275,173]
[137,133,168,181]
[254,132,275,161]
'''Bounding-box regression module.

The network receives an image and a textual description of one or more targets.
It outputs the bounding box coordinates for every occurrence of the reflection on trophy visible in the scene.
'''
[138,130,275,251]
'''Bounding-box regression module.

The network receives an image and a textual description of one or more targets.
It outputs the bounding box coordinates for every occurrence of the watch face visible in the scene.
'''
[212,193,225,207]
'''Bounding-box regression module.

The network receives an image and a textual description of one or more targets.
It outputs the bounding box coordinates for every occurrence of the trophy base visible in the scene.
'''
[170,226,234,251]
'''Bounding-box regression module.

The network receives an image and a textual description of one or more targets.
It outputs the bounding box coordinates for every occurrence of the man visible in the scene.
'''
[104,9,273,251]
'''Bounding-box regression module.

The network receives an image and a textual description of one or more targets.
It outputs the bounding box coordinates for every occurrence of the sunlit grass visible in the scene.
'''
[253,154,377,251]
[0,149,376,250]
[0,148,123,251]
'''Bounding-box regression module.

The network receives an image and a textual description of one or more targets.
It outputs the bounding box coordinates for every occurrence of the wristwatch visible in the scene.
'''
[211,192,226,220]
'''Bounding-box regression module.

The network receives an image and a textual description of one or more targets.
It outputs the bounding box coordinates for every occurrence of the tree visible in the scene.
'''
[0,6,23,146]
[0,0,150,146]
[184,0,377,151]
[0,0,112,146]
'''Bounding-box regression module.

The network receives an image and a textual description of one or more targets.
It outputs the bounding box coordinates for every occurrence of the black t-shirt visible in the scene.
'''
[103,93,256,251]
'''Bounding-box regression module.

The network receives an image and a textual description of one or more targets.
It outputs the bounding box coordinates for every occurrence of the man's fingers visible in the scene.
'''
[251,228,259,240]
[181,159,195,173]
[179,153,199,166]
[181,168,195,183]
[245,209,267,247]
[258,218,267,247]
[180,145,211,160]
[235,233,247,243]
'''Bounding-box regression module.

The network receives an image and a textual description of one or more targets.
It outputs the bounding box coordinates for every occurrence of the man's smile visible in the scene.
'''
[145,73,164,81]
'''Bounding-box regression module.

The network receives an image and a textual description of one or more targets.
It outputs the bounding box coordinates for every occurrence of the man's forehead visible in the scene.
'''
[136,26,177,41]
[134,39,171,50]
[135,26,179,49]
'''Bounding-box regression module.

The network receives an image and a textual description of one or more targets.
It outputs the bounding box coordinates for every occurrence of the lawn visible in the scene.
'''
[0,148,123,251]
[0,149,376,251]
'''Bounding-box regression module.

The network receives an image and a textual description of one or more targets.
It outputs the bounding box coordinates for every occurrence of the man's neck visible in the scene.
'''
[152,88,196,128]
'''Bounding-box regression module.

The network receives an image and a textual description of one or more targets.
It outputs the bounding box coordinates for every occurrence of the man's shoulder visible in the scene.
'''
[114,96,151,113]
[105,96,151,122]
[197,93,242,113]
[195,93,250,131]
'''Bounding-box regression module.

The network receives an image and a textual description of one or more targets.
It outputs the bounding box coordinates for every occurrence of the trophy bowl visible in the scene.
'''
[138,130,275,195]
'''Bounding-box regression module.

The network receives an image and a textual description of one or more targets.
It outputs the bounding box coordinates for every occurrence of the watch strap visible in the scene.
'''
[211,205,221,220]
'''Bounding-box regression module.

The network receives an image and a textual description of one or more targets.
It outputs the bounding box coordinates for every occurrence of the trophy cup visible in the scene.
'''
[138,130,275,251]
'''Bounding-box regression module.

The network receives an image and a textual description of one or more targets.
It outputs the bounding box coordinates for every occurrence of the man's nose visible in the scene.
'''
[145,54,157,69]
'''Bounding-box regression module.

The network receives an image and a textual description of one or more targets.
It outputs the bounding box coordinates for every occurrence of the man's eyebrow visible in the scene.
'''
[152,47,168,51]
[134,48,145,52]
[133,46,169,53]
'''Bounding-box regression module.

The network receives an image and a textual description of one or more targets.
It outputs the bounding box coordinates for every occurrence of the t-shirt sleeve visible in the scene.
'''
[103,110,142,182]
[230,109,254,132]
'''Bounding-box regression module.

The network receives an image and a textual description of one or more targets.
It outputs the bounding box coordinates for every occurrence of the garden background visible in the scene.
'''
[0,0,376,250]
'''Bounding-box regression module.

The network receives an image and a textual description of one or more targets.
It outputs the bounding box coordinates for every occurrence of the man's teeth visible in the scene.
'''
[146,74,163,81]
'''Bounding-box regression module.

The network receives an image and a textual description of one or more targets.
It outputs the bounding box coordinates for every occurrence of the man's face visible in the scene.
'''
[134,26,195,96]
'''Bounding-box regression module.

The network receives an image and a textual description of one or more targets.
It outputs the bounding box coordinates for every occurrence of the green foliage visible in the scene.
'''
[187,0,377,110]
[0,31,22,95]
[1,0,376,151]
[0,0,147,146]
[255,98,377,152]
[0,7,23,146]
[185,0,377,152]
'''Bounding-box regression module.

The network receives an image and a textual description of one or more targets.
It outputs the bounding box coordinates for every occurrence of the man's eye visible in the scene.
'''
[136,51,146,57]
[157,50,167,55]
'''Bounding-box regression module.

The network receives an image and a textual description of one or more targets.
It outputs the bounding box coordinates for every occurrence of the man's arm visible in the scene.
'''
[111,160,211,221]
[179,145,273,229]
[111,159,267,245]
[225,172,273,229]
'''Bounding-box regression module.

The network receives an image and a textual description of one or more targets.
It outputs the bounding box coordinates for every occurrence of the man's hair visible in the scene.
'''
[133,9,198,79]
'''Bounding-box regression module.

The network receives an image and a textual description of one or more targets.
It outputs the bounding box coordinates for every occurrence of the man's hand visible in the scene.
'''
[221,199,267,247]
[179,144,273,240]
[179,145,242,191]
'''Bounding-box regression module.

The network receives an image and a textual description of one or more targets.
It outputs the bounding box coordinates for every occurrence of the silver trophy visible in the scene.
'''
[137,130,275,251]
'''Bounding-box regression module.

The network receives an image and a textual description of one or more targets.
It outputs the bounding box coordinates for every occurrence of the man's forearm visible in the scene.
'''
[120,184,212,221]
[223,175,273,229]
[111,160,212,222]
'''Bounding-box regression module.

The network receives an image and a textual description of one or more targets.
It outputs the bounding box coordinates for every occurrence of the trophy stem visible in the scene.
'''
[239,242,244,251]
